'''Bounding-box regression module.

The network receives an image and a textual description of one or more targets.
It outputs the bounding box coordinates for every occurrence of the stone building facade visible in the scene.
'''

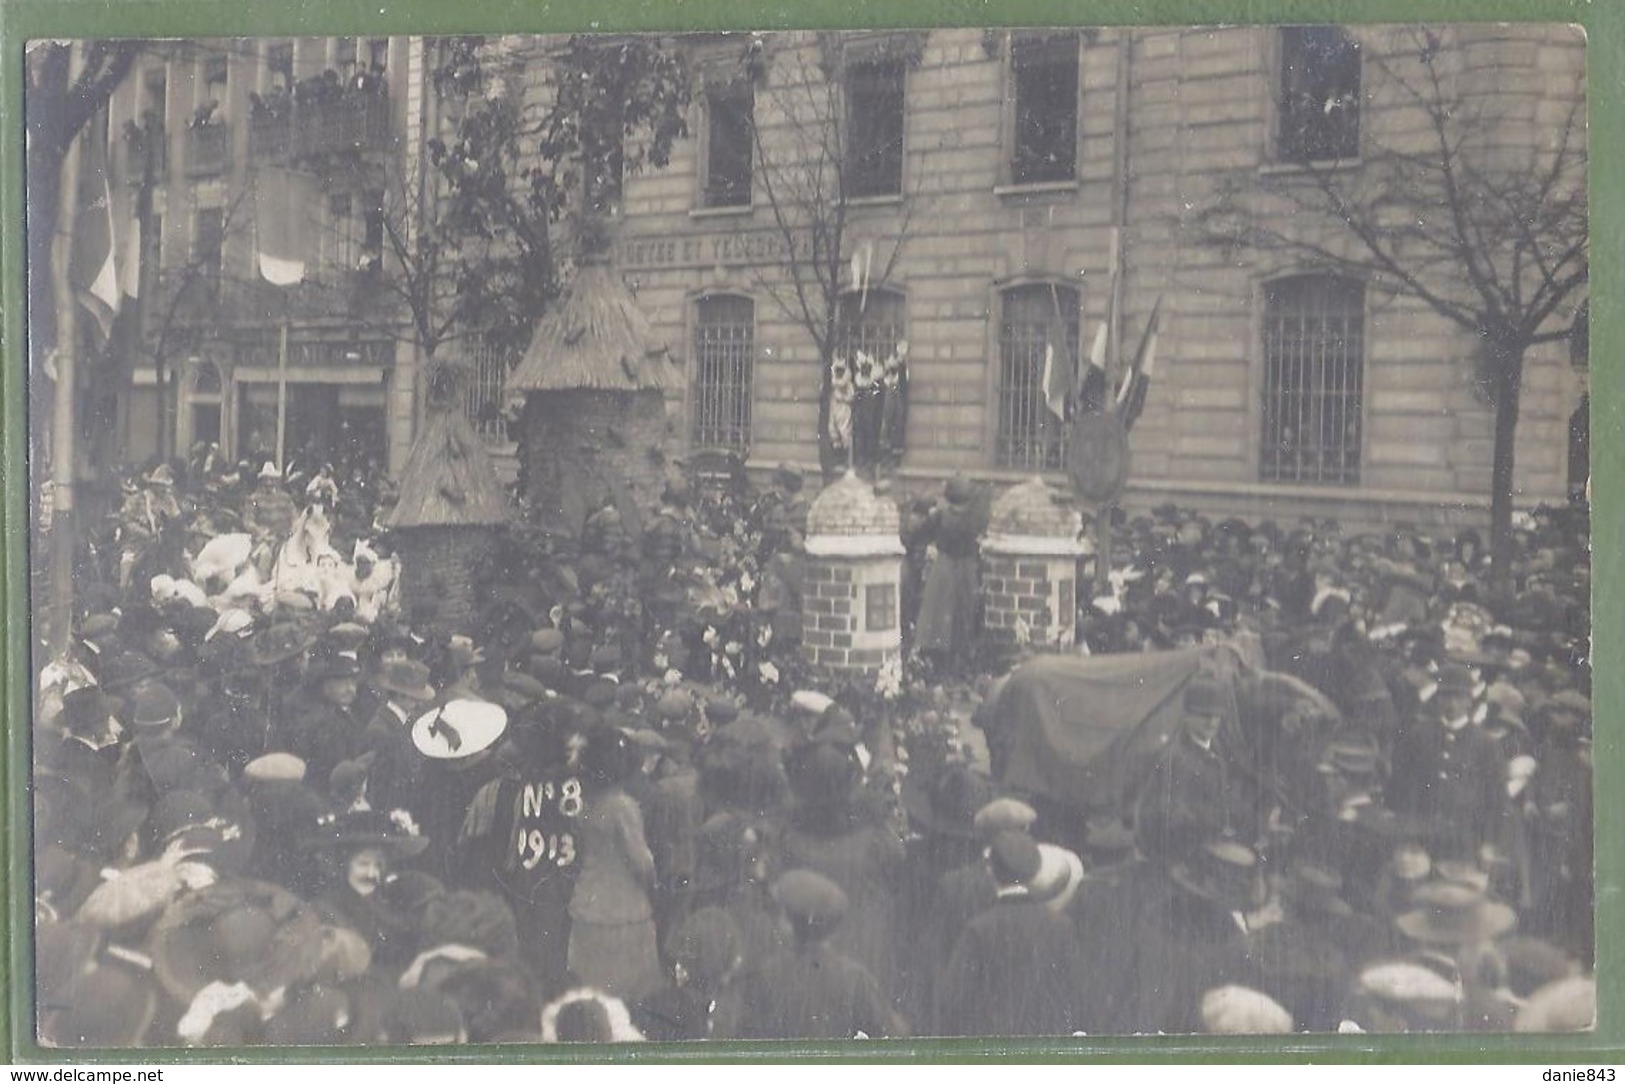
[508,24,1586,529]
[101,36,428,474]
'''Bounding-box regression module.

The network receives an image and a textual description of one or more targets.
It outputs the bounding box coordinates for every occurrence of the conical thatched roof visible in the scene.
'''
[509,262,676,394]
[385,403,509,530]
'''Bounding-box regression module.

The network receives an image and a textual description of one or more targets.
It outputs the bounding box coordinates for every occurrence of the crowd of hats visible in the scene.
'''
[30,448,1594,1043]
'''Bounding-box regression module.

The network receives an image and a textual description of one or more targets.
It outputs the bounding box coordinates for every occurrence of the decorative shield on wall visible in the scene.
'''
[1066,410,1132,506]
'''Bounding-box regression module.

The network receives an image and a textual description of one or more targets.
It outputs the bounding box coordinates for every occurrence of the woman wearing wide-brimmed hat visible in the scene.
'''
[306,808,433,974]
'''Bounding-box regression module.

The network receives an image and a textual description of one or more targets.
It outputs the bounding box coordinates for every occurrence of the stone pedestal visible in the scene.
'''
[981,477,1085,650]
[801,472,904,675]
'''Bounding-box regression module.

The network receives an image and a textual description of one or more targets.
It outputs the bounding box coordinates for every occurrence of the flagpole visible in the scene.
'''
[1093,227,1123,598]
[276,318,289,472]
[48,121,85,656]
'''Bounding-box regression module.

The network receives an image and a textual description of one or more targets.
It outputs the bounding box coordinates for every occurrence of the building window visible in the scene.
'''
[464,342,512,443]
[1260,274,1364,485]
[997,283,1079,471]
[866,583,898,632]
[702,79,753,208]
[845,59,905,197]
[193,207,225,295]
[203,53,228,87]
[1278,26,1361,164]
[189,360,224,448]
[367,38,390,74]
[1010,33,1079,185]
[266,42,294,90]
[335,38,358,73]
[327,192,359,272]
[836,289,905,367]
[691,295,755,451]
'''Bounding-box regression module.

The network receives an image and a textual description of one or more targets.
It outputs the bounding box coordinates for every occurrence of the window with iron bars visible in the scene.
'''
[703,79,753,208]
[845,59,905,198]
[463,342,513,442]
[1277,26,1361,164]
[1260,274,1364,485]
[691,295,755,452]
[1010,34,1079,185]
[997,284,1079,472]
[836,290,905,368]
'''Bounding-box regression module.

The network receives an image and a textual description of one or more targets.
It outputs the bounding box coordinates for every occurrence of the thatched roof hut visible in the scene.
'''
[509,261,677,539]
[384,376,508,531]
[384,361,509,636]
[509,261,676,394]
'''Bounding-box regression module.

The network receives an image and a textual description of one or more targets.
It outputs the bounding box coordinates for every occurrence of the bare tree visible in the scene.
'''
[1198,26,1586,591]
[741,33,927,477]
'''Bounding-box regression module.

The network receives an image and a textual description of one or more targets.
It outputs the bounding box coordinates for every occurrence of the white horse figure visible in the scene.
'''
[190,533,255,595]
[274,505,346,604]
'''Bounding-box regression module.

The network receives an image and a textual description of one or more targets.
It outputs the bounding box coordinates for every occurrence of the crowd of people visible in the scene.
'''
[31,445,1595,1046]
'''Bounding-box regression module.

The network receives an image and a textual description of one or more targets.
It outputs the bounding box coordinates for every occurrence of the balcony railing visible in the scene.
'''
[186,123,232,177]
[294,92,392,159]
[249,112,292,164]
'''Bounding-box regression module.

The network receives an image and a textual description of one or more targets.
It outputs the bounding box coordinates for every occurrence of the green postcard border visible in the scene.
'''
[0,0,1617,1064]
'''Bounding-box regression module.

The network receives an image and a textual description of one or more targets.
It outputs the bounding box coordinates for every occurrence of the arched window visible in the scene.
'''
[188,359,224,449]
[997,282,1080,471]
[1260,274,1364,485]
[691,294,755,451]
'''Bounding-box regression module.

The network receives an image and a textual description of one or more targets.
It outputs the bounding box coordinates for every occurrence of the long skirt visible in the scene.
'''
[566,916,664,1003]
[915,554,979,656]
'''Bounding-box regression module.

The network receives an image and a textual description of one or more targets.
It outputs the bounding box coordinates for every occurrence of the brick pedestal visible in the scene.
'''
[981,477,1085,650]
[802,473,905,675]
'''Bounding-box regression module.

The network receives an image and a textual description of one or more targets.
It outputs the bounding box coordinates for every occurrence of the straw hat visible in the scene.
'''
[412,700,509,760]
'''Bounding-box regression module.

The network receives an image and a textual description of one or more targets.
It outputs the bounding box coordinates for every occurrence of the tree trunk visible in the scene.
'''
[1485,335,1526,599]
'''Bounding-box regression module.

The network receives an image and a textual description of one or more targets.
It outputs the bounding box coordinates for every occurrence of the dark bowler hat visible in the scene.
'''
[773,869,848,932]
[131,682,182,729]
[58,686,120,738]
[988,830,1043,887]
[372,658,437,702]
[248,622,317,668]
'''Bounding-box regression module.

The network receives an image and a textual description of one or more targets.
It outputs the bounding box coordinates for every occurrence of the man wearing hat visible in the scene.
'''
[1070,836,1261,1034]
[359,658,439,815]
[934,831,1087,1037]
[1133,673,1270,860]
[725,870,906,1039]
[1386,663,1511,862]
[244,462,297,551]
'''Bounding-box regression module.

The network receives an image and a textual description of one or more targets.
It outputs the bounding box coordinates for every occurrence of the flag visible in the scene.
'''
[1118,295,1163,431]
[254,167,318,285]
[1042,342,1069,421]
[69,115,120,339]
[1078,321,1109,414]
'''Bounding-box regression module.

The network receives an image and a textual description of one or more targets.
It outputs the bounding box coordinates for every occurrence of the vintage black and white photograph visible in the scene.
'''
[24,23,1593,1048]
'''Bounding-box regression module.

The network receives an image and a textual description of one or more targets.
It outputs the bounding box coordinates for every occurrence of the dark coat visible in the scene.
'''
[934,892,1087,1037]
[1133,733,1268,858]
[1386,716,1508,858]
[1069,860,1250,1035]
[726,940,905,1040]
